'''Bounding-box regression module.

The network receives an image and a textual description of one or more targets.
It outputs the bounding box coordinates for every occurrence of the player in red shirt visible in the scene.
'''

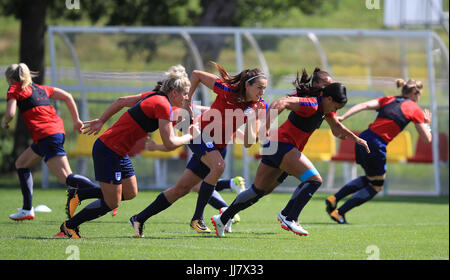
[326,79,432,224]
[2,63,101,221]
[212,69,369,237]
[129,62,268,236]
[58,65,195,238]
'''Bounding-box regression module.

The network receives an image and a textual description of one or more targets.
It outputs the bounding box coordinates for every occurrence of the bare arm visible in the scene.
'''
[326,115,371,153]
[1,99,17,129]
[244,115,261,148]
[145,137,170,152]
[82,93,143,135]
[338,98,380,121]
[51,87,83,133]
[265,96,302,132]
[158,118,193,150]
[188,70,218,102]
[187,70,219,119]
[415,109,432,144]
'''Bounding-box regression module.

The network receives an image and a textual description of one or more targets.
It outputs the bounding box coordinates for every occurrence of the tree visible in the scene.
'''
[0,0,47,172]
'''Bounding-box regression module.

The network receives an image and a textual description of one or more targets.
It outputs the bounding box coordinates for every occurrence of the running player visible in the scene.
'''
[211,69,370,237]
[57,65,195,238]
[2,63,101,221]
[326,79,431,224]
[129,62,267,237]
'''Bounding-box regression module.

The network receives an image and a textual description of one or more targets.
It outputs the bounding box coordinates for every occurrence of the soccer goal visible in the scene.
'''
[46,26,448,196]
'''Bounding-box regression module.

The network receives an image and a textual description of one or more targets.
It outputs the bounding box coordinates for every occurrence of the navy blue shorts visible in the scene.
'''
[261,141,296,169]
[31,133,66,162]
[355,129,387,177]
[186,136,227,179]
[92,138,135,185]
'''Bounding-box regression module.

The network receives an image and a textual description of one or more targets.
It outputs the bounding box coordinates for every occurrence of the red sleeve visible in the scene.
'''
[297,97,319,117]
[140,91,152,99]
[213,79,234,96]
[376,96,395,110]
[153,99,173,121]
[6,82,22,100]
[401,100,425,124]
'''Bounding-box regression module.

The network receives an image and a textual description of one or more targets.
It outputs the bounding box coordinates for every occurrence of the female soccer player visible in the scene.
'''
[129,62,268,237]
[58,65,195,238]
[326,79,432,224]
[2,63,101,221]
[212,70,370,237]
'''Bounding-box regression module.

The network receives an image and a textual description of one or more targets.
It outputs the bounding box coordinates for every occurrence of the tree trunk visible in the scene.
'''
[185,0,237,75]
[6,0,47,172]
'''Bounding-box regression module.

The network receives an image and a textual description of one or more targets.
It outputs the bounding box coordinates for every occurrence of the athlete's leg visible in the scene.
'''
[14,147,41,211]
[337,174,384,216]
[277,149,322,222]
[122,175,138,201]
[46,155,72,185]
[65,181,117,233]
[134,169,202,225]
[219,162,283,225]
[191,149,226,221]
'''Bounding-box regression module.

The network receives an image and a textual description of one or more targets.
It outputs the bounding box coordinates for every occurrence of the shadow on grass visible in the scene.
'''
[309,193,449,205]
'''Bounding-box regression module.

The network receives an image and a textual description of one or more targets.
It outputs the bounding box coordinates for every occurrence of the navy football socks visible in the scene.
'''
[66,173,100,189]
[338,185,378,215]
[208,190,228,210]
[136,192,171,223]
[66,173,103,201]
[334,176,369,202]
[66,198,111,228]
[215,179,231,192]
[220,184,265,225]
[18,168,33,211]
[192,181,216,221]
[282,180,322,221]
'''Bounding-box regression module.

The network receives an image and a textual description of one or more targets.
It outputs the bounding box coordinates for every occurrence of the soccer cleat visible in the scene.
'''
[129,215,144,238]
[53,231,67,238]
[211,214,226,237]
[278,212,308,236]
[9,208,34,221]
[277,212,287,225]
[325,195,337,215]
[59,222,81,239]
[232,213,241,224]
[66,187,80,219]
[330,209,347,224]
[219,207,233,233]
[231,176,246,194]
[190,219,211,233]
[110,208,118,217]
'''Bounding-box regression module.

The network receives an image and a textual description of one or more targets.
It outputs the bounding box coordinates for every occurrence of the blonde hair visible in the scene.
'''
[396,78,423,96]
[5,63,39,90]
[154,64,190,93]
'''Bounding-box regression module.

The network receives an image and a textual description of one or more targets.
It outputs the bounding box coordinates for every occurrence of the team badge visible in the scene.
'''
[115,172,121,181]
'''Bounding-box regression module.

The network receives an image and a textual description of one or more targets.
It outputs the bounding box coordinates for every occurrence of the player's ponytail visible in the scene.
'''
[292,67,333,98]
[211,61,266,105]
[292,69,312,97]
[4,63,38,90]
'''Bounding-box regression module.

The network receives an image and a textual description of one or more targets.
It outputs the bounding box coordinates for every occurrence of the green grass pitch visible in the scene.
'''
[0,188,448,260]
